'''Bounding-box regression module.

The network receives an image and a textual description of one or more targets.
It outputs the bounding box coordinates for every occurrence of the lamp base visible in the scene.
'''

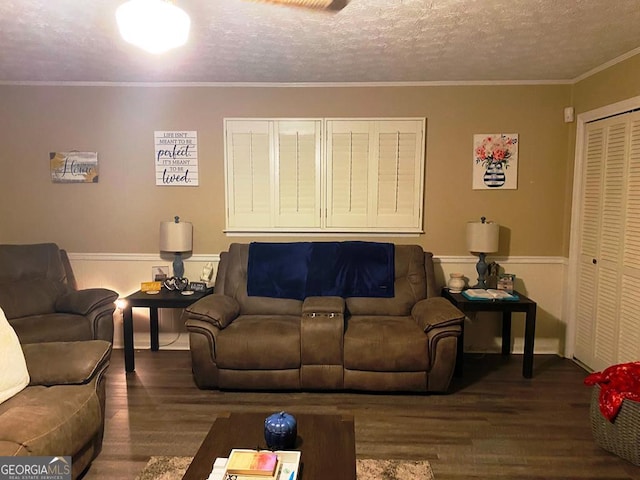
[472,252,489,289]
[173,253,185,279]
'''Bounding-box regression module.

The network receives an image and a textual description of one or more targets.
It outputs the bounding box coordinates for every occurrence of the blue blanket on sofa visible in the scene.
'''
[247,241,395,300]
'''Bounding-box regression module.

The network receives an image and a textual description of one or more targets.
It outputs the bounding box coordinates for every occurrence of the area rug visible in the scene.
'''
[136,456,434,480]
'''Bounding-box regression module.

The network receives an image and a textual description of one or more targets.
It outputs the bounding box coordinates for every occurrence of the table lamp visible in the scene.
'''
[159,216,192,279]
[466,216,499,289]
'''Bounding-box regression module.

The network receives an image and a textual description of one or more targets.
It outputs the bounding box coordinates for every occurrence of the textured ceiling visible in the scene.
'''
[1,0,640,84]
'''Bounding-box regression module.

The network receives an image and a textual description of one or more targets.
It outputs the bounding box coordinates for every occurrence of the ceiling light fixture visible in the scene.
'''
[116,0,190,54]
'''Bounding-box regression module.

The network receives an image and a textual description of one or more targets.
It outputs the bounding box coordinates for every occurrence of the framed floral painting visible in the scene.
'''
[472,134,518,190]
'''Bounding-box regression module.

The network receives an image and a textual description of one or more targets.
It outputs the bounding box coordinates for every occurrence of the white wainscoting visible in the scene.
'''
[69,253,219,351]
[69,253,568,355]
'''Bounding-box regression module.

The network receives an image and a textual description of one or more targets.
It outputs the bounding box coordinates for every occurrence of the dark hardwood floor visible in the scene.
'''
[83,350,640,480]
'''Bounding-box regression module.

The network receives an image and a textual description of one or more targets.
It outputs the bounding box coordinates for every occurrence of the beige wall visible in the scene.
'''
[573,54,640,114]
[0,84,571,257]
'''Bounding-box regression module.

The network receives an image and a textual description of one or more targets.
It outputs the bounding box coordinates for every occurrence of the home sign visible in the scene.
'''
[50,151,98,183]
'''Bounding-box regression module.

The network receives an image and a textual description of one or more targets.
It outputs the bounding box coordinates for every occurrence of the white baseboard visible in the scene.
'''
[466,338,560,356]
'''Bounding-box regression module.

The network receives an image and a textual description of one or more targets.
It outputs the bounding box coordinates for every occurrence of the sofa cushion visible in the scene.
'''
[346,245,426,316]
[0,243,66,283]
[0,384,101,456]
[0,308,29,405]
[225,244,303,316]
[23,341,112,386]
[216,315,301,370]
[344,316,429,372]
[9,313,93,344]
[0,279,66,319]
[0,243,69,319]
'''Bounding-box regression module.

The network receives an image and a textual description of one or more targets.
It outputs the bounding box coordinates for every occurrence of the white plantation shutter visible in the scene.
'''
[225,120,272,229]
[373,120,424,229]
[326,120,372,228]
[573,110,640,370]
[326,119,425,232]
[274,121,321,228]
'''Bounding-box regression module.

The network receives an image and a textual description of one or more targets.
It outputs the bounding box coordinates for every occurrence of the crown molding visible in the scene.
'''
[0,79,573,88]
[572,46,640,83]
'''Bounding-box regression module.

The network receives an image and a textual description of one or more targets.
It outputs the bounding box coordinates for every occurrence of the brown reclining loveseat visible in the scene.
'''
[185,243,464,392]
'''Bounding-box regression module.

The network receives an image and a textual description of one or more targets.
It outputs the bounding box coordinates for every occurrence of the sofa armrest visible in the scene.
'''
[56,288,118,315]
[412,297,465,332]
[184,294,240,329]
[56,288,118,341]
[22,340,112,386]
[302,296,345,316]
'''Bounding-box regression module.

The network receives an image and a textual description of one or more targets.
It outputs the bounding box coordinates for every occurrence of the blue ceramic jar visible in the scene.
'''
[264,411,297,450]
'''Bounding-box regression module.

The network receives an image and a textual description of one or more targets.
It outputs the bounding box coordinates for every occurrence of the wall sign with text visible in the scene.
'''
[154,131,198,186]
[50,151,98,183]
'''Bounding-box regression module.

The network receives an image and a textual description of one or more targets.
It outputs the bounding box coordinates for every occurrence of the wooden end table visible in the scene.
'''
[122,287,212,372]
[441,288,537,378]
[182,412,356,480]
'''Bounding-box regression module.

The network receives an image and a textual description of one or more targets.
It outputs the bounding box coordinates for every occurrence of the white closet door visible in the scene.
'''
[618,114,640,363]
[593,118,628,371]
[574,123,605,367]
[574,110,640,371]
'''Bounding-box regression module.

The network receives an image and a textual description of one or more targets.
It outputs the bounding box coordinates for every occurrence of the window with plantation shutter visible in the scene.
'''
[224,117,425,233]
[274,121,321,228]
[225,119,321,231]
[225,120,272,229]
[326,119,425,232]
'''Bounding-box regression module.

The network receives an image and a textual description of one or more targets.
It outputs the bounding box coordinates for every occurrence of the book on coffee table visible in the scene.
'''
[226,450,279,476]
[207,450,301,480]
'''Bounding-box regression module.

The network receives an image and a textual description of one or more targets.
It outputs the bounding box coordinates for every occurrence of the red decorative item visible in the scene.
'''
[585,362,640,422]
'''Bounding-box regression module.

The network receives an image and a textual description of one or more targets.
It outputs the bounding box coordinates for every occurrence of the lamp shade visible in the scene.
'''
[466,220,499,253]
[159,218,192,253]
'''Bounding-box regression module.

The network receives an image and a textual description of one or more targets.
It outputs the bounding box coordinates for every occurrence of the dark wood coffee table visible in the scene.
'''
[182,412,356,480]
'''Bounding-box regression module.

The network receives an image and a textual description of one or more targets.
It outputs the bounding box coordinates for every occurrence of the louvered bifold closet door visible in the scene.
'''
[372,120,424,230]
[574,123,605,368]
[274,121,321,228]
[326,120,372,228]
[225,120,272,229]
[618,112,640,363]
[573,112,640,371]
[592,117,628,371]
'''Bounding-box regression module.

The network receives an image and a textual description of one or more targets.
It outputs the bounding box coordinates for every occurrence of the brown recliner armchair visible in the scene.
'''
[0,340,112,479]
[0,243,118,344]
[185,243,464,393]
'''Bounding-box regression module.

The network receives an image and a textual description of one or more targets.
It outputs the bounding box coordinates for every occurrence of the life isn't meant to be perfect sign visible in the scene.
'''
[154,131,198,186]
